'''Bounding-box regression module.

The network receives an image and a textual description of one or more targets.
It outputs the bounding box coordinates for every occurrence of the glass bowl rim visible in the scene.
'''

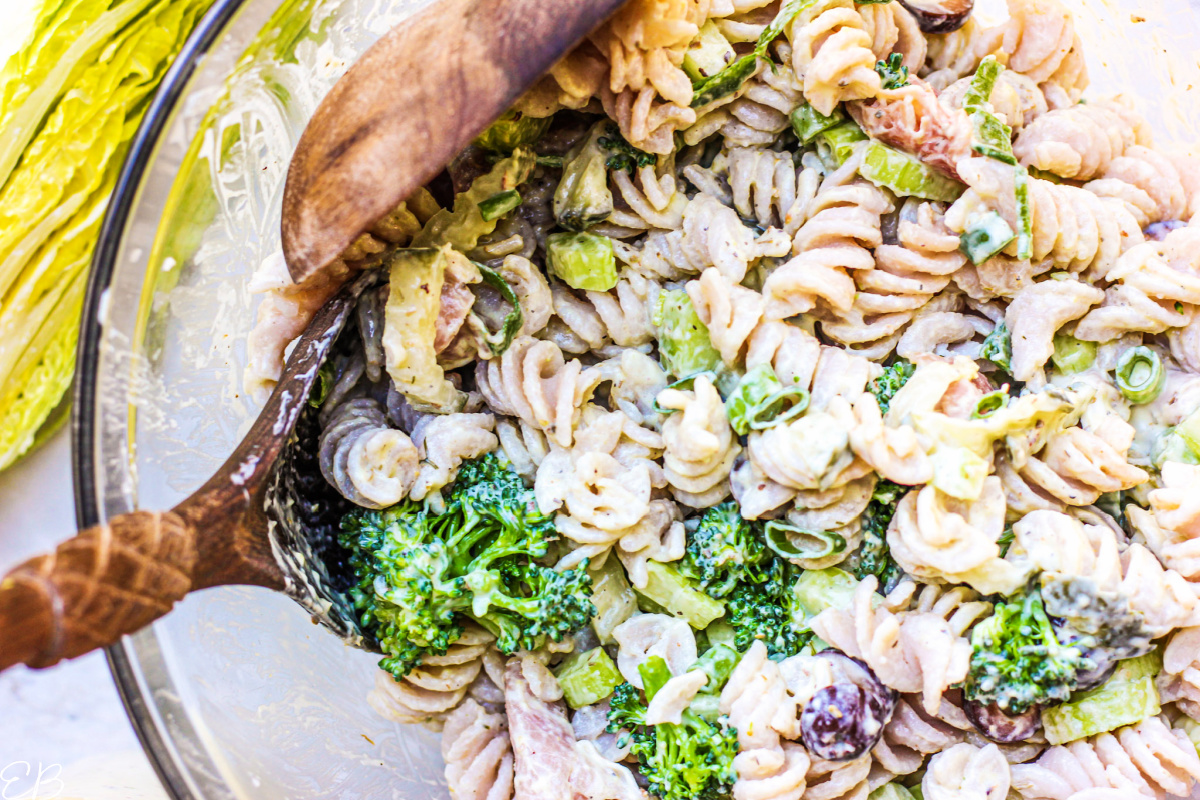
[71,0,254,796]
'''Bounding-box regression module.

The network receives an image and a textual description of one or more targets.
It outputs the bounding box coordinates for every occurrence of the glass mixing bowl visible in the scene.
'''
[73,0,1200,796]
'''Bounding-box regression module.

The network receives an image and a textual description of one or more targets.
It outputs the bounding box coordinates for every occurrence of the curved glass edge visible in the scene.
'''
[72,0,285,796]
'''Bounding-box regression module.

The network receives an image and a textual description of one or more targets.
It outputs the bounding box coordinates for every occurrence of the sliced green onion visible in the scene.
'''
[962,56,1003,113]
[819,120,869,165]
[859,141,964,202]
[689,643,740,692]
[1014,166,1033,260]
[1042,675,1160,745]
[546,231,617,291]
[639,655,673,700]
[970,111,1016,164]
[1051,333,1096,376]
[479,189,522,221]
[1114,346,1165,404]
[1176,410,1200,460]
[763,520,847,562]
[554,647,623,708]
[475,264,524,355]
[960,211,1015,264]
[725,363,810,435]
[972,389,1008,419]
[979,321,1013,373]
[791,102,846,145]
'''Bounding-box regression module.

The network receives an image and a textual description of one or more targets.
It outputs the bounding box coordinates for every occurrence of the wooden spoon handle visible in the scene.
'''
[0,510,197,670]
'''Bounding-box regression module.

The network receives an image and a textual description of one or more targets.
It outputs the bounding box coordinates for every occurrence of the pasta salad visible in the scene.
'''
[246,0,1200,796]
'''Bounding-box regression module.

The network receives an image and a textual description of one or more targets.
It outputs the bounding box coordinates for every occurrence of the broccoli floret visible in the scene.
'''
[875,53,909,90]
[980,322,1013,374]
[726,559,811,657]
[598,123,657,173]
[1041,575,1154,663]
[607,659,739,800]
[852,480,907,592]
[340,453,595,678]
[867,360,915,414]
[678,502,771,598]
[965,589,1086,715]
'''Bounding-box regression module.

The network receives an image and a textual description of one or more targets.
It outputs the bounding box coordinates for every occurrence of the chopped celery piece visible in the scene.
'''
[1115,346,1165,404]
[792,103,846,144]
[1110,650,1163,683]
[683,21,735,81]
[547,232,618,291]
[869,786,916,800]
[1042,675,1160,745]
[1155,428,1200,468]
[725,363,809,435]
[962,56,1003,113]
[1014,167,1033,260]
[960,212,1015,264]
[930,445,989,500]
[555,121,614,230]
[763,520,847,561]
[475,111,551,154]
[820,121,868,165]
[859,141,964,202]
[1176,410,1200,461]
[653,290,727,384]
[589,558,638,644]
[690,643,740,691]
[636,561,727,629]
[555,647,623,709]
[690,693,722,722]
[1052,334,1097,376]
[968,101,1016,165]
[793,568,860,621]
[479,189,521,221]
[639,655,672,699]
[704,619,737,650]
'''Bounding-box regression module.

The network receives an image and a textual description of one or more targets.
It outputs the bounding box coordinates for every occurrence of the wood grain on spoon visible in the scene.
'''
[282,0,628,284]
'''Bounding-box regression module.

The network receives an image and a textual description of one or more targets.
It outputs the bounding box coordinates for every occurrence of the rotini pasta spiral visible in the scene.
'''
[939,69,1048,133]
[589,0,703,109]
[607,164,689,232]
[719,640,800,751]
[369,625,494,726]
[920,16,994,91]
[1160,626,1200,721]
[542,271,659,355]
[1010,715,1200,799]
[922,743,1011,800]
[600,85,697,155]
[802,755,873,800]
[1013,98,1150,180]
[658,374,740,508]
[688,267,766,368]
[494,417,550,484]
[1140,462,1200,581]
[1004,279,1103,383]
[994,0,1088,101]
[763,153,892,321]
[441,698,514,800]
[857,2,926,69]
[731,744,809,800]
[475,336,601,448]
[1085,145,1194,227]
[809,574,973,715]
[1014,425,1148,507]
[686,52,806,148]
[409,412,498,502]
[318,397,419,509]
[786,0,882,115]
[821,200,965,360]
[873,695,968,776]
[631,193,789,284]
[725,147,817,234]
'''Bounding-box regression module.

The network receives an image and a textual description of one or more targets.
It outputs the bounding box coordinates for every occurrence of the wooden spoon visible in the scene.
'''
[0,0,626,672]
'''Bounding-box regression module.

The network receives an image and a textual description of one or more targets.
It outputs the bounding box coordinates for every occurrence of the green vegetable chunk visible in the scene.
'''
[852,480,907,592]
[683,21,736,81]
[679,502,771,598]
[960,211,1016,264]
[874,53,909,90]
[965,590,1084,715]
[474,110,552,154]
[867,360,915,414]
[1175,409,1200,462]
[819,120,869,165]
[972,390,1008,419]
[637,561,727,629]
[474,264,523,356]
[555,647,623,709]
[478,189,522,222]
[607,659,740,800]
[653,289,728,385]
[724,363,810,435]
[414,149,536,251]
[1042,675,1160,745]
[690,643,741,692]
[869,786,917,800]
[547,231,618,291]
[979,321,1013,373]
[793,567,861,620]
[859,141,963,202]
[792,103,847,145]
[763,520,846,562]
[589,557,638,644]
[1114,346,1165,404]
[340,454,595,678]
[598,122,658,173]
[1052,334,1097,376]
[554,121,615,230]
